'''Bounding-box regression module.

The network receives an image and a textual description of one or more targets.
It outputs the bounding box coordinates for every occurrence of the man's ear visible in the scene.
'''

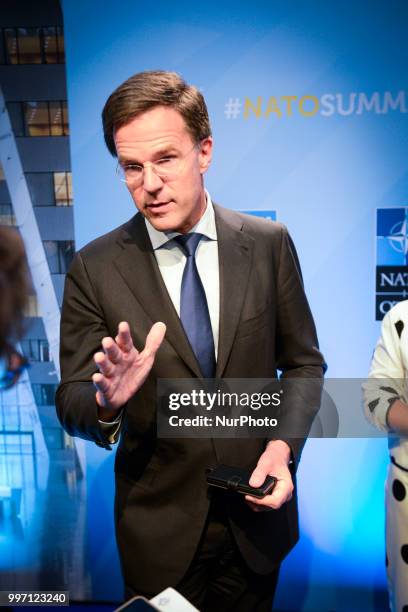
[198,137,213,174]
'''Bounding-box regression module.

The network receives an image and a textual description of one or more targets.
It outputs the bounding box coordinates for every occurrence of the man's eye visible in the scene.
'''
[156,157,176,165]
[124,165,143,173]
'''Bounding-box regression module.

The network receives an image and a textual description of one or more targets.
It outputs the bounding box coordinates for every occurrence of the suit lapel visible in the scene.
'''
[113,207,254,380]
[113,214,202,377]
[214,205,254,378]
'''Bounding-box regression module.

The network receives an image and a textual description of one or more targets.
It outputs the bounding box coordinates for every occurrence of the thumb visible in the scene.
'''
[249,467,267,488]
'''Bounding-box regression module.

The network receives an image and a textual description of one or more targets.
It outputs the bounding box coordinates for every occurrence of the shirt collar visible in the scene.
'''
[144,190,217,250]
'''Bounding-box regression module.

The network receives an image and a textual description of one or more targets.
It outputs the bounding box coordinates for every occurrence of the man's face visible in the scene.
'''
[114,106,212,234]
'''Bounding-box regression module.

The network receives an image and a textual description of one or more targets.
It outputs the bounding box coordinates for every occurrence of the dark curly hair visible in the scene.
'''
[0,226,29,356]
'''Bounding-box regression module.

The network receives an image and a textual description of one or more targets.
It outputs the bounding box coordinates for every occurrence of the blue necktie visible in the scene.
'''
[174,233,216,378]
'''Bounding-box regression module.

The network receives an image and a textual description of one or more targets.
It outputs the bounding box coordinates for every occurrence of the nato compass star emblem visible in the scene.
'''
[387,213,408,258]
[377,208,408,266]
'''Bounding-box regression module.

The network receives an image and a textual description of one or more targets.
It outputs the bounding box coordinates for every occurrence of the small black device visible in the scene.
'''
[206,465,277,498]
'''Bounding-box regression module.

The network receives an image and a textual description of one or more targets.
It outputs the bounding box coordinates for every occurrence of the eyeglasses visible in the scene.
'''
[0,344,29,390]
[116,143,198,187]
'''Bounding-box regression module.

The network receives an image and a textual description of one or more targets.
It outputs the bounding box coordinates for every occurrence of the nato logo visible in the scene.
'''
[239,210,277,221]
[376,207,408,320]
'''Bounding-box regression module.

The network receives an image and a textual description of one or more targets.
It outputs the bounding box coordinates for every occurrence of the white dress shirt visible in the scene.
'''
[145,190,219,356]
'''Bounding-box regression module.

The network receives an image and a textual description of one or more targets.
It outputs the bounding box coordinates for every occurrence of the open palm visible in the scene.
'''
[92,321,166,419]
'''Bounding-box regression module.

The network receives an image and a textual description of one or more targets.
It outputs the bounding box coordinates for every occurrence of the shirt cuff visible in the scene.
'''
[98,411,123,444]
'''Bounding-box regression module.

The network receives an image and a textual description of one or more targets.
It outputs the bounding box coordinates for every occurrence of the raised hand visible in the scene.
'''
[92,321,166,420]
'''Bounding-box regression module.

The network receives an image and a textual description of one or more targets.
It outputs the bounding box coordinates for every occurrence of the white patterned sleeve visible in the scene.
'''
[363,308,406,432]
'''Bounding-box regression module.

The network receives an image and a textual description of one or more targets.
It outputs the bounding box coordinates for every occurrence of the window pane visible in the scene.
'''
[53,172,67,205]
[20,340,30,359]
[32,383,57,406]
[45,384,57,404]
[43,427,64,449]
[21,339,50,362]
[24,294,41,317]
[21,340,39,361]
[59,241,75,273]
[17,28,41,64]
[62,102,69,135]
[49,102,63,136]
[7,102,25,136]
[56,27,65,63]
[44,240,75,273]
[42,27,58,64]
[0,28,6,64]
[67,172,73,203]
[26,173,54,206]
[4,29,18,64]
[0,204,15,226]
[43,240,59,273]
[30,340,40,361]
[53,172,73,206]
[24,102,50,136]
[39,340,50,362]
[32,384,40,404]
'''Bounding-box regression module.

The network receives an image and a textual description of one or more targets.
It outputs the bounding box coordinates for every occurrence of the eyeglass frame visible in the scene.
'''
[116,142,200,187]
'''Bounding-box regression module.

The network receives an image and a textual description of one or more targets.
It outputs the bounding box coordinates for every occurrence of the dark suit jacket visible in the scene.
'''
[56,204,325,595]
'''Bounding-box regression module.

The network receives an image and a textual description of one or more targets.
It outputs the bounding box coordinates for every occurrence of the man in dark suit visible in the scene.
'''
[56,70,325,611]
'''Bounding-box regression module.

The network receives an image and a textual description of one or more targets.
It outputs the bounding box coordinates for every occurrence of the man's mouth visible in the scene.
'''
[146,201,170,209]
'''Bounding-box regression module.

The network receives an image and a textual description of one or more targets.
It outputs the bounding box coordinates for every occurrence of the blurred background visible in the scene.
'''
[1,0,407,609]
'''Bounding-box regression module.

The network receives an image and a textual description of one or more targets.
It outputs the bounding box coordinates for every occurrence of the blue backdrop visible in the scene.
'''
[61,1,408,608]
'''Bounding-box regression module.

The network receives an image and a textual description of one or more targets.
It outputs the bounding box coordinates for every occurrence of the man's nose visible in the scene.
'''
[142,165,163,192]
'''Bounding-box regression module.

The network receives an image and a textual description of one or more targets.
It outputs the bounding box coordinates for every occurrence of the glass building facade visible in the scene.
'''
[0,0,86,600]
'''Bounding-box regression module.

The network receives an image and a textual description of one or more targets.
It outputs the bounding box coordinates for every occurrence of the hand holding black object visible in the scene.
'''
[246,440,294,512]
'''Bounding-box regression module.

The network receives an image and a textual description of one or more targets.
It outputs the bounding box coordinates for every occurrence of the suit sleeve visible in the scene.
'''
[268,225,326,465]
[55,252,118,450]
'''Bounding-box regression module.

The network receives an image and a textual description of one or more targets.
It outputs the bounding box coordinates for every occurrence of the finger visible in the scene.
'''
[94,351,116,377]
[249,467,267,488]
[245,479,293,510]
[116,322,134,353]
[102,337,122,364]
[143,322,166,358]
[245,493,278,510]
[92,372,110,395]
[95,389,107,408]
[245,499,264,512]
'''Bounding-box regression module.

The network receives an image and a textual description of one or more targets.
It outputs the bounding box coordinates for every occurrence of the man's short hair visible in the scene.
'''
[102,70,212,156]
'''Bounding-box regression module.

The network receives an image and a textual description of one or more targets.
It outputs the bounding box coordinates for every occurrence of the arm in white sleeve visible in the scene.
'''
[363,309,405,432]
